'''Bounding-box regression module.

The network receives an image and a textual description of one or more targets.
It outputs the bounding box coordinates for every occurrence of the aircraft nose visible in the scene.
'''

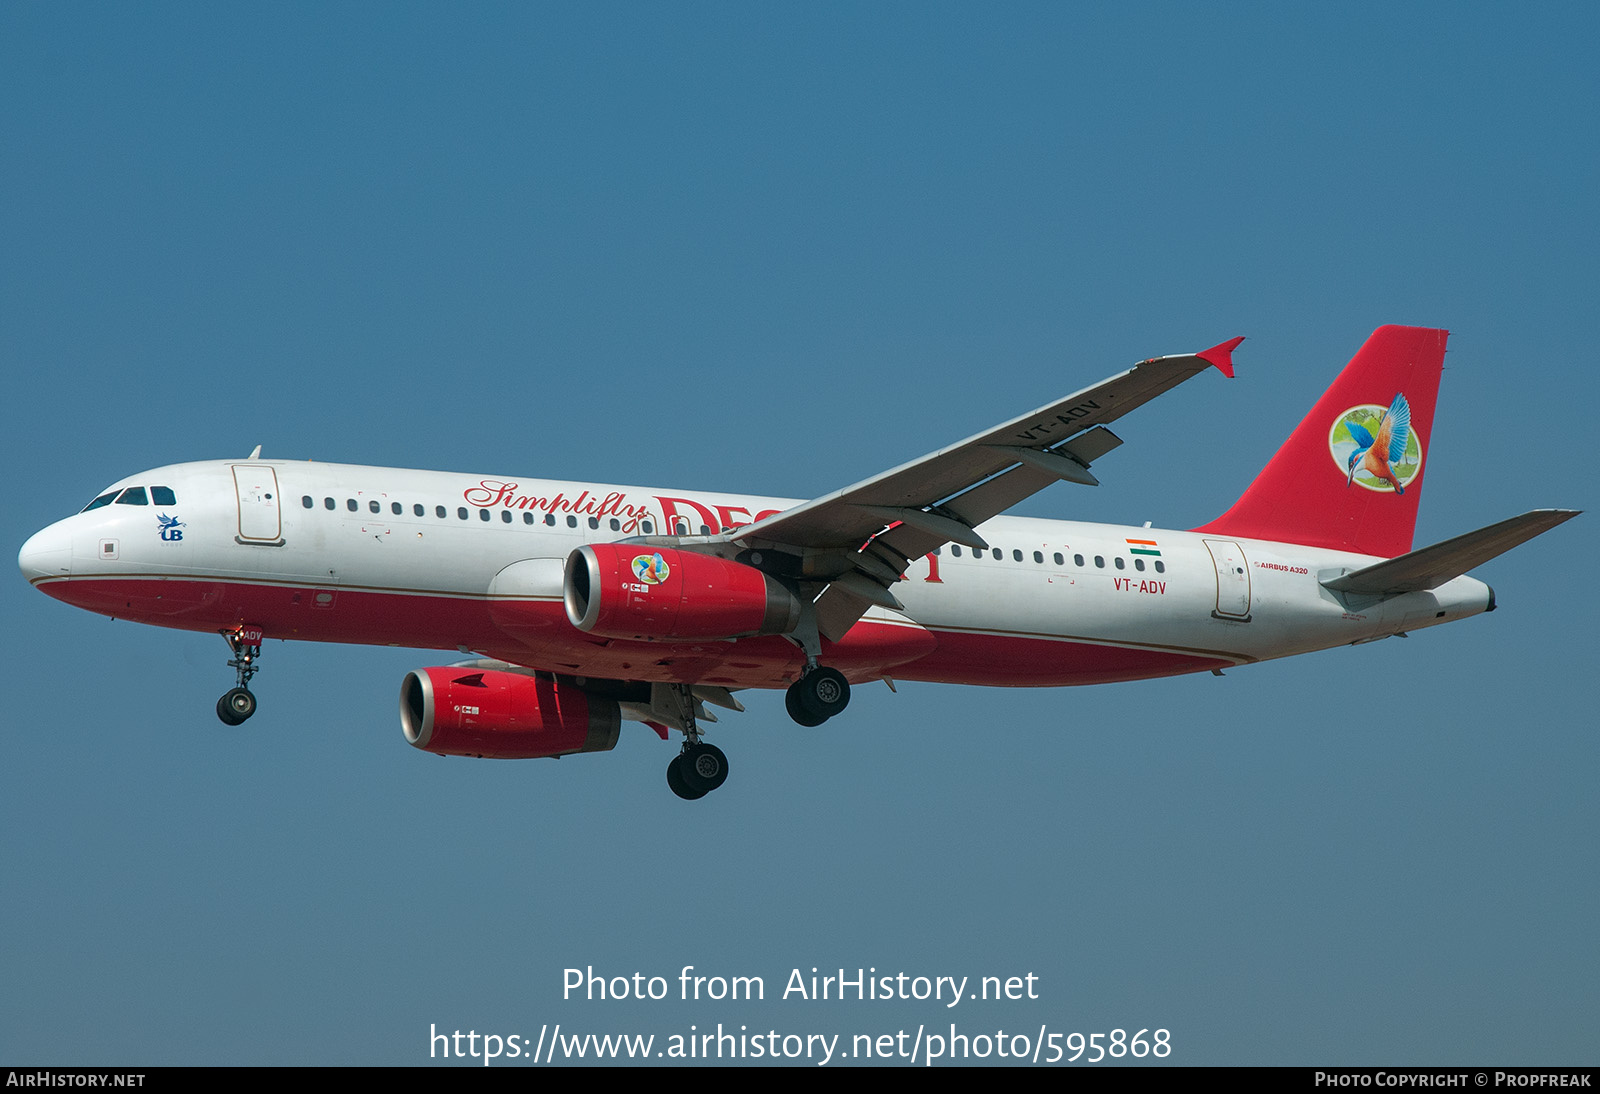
[19,522,73,584]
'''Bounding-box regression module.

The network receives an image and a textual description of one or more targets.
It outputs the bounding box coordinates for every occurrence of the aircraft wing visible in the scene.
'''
[722,337,1242,638]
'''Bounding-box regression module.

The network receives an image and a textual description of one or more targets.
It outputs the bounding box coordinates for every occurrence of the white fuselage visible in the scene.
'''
[20,459,1495,690]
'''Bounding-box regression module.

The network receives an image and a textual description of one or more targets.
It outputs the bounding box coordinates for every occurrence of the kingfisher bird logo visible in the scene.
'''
[156,513,186,541]
[632,553,670,585]
[1328,393,1423,494]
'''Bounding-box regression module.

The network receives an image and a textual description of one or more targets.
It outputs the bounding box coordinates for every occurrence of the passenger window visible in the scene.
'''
[1053,553,1064,565]
[1013,550,1024,562]
[302,496,313,508]
[479,509,490,521]
[369,500,380,513]
[392,502,402,515]
[325,498,336,510]
[151,487,177,506]
[501,511,512,523]
[544,513,556,526]
[435,506,446,518]
[115,487,149,505]
[991,549,1002,560]
[1135,558,1145,571]
[1033,551,1043,563]
[1154,561,1165,574]
[413,504,424,517]
[609,518,620,531]
[347,499,358,512]
[951,545,963,557]
[82,491,119,512]
[590,517,601,530]
[524,513,534,525]
[641,521,653,534]
[1094,556,1104,568]
[567,516,578,528]
[1114,557,1125,570]
[458,507,468,520]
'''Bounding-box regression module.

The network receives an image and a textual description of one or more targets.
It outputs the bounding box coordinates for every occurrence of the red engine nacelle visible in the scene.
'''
[400,667,621,759]
[564,544,801,640]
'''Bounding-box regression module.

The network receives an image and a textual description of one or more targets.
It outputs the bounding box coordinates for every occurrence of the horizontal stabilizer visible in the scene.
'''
[1321,509,1580,596]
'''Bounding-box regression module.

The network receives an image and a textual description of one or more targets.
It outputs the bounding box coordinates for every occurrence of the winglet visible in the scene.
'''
[1197,336,1245,378]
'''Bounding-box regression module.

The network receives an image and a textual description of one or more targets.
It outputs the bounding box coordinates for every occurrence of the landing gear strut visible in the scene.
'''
[664,683,730,800]
[216,627,262,726]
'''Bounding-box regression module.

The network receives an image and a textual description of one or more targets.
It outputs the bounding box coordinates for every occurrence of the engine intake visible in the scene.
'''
[400,667,621,759]
[564,544,801,640]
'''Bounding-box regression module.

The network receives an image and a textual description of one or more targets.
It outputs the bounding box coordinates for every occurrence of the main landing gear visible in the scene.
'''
[663,682,729,801]
[779,612,851,727]
[667,741,729,801]
[216,627,262,726]
[666,667,851,799]
[784,665,851,727]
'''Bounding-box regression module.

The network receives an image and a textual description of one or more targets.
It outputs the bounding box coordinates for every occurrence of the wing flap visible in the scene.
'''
[815,583,876,642]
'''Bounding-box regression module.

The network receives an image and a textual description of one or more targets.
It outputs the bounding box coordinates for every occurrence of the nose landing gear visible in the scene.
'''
[216,626,263,726]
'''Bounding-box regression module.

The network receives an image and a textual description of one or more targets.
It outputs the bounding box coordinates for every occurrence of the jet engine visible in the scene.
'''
[564,544,802,641]
[400,667,621,759]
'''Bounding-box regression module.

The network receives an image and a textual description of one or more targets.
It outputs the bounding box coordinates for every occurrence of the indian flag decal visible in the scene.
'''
[1125,538,1161,557]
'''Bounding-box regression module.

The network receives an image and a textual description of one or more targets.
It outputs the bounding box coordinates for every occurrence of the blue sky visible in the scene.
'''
[3,3,1595,1066]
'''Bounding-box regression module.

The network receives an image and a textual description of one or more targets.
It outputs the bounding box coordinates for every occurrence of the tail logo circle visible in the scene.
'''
[1329,393,1423,494]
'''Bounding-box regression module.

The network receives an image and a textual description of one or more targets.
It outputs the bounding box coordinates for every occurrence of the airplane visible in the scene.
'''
[18,326,1578,800]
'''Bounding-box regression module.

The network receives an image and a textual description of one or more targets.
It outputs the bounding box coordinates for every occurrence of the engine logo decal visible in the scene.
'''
[632,553,670,585]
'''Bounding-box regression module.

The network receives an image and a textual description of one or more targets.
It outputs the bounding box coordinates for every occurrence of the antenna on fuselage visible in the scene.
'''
[247,445,262,459]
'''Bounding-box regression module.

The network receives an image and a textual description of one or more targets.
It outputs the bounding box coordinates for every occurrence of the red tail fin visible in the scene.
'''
[1193,326,1448,558]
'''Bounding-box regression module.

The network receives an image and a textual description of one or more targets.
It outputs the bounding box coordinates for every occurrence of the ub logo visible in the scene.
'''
[157,513,186,542]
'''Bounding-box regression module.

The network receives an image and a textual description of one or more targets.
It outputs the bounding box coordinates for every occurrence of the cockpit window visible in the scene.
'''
[82,485,175,512]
